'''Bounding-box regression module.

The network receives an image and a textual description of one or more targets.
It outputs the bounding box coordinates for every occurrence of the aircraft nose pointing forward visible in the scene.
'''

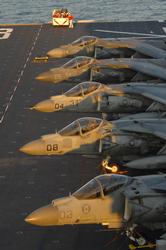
[36,71,55,82]
[19,139,44,155]
[47,48,66,58]
[25,205,59,226]
[31,100,55,112]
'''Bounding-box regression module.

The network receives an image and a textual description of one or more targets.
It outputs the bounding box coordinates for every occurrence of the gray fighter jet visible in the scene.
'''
[31,81,112,112]
[25,173,166,248]
[31,82,166,113]
[36,57,166,84]
[47,36,166,59]
[19,117,112,156]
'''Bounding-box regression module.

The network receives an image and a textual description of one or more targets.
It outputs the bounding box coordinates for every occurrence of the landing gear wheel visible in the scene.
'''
[101,158,119,173]
[126,225,147,247]
[111,164,118,173]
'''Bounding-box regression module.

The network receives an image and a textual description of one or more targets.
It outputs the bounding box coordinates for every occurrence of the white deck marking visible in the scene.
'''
[94,29,166,38]
[0,176,6,179]
[0,28,13,39]
[11,141,17,144]
[60,174,67,177]
[25,196,31,199]
[16,231,23,235]
[32,168,37,171]
[16,131,21,134]
[28,181,34,185]
[9,95,13,101]
[14,86,17,92]
[163,27,166,34]
[0,25,43,124]
[20,70,24,76]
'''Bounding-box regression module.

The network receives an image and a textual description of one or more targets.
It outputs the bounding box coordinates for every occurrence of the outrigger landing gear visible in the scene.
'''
[126,225,147,247]
[126,225,156,249]
[129,243,156,249]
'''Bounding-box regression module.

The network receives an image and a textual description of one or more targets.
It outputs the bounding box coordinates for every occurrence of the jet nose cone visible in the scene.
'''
[25,204,59,226]
[36,71,55,82]
[32,100,54,112]
[47,48,66,58]
[19,139,44,155]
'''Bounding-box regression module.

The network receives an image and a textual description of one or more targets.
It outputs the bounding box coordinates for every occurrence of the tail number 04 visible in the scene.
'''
[47,144,58,151]
[0,28,13,40]
[55,103,64,110]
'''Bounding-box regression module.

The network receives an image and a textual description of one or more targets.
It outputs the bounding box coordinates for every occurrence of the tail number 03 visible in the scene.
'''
[0,28,13,40]
[47,144,58,151]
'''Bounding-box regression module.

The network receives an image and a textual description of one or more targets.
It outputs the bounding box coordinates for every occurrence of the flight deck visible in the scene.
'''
[0,21,166,250]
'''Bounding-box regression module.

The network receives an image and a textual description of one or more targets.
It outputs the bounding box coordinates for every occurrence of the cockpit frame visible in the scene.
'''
[62,56,94,70]
[65,82,101,97]
[58,117,103,137]
[73,174,128,200]
[71,36,97,47]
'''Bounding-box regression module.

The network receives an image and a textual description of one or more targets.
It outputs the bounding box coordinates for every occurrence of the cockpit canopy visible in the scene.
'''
[73,174,128,199]
[63,56,93,69]
[71,36,97,47]
[59,117,102,136]
[65,81,101,97]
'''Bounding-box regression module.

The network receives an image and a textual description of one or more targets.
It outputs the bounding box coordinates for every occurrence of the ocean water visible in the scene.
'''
[0,0,165,24]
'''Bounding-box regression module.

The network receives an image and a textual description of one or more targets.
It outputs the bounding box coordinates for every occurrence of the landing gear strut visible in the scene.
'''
[101,156,128,174]
[126,225,147,246]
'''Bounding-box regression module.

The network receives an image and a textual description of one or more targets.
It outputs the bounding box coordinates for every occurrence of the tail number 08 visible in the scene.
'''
[47,144,58,151]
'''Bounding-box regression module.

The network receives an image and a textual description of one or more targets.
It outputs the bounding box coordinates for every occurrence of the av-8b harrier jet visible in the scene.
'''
[47,35,166,59]
[25,174,166,249]
[31,81,111,112]
[36,56,166,84]
[20,117,111,156]
[20,113,166,171]
[31,82,166,113]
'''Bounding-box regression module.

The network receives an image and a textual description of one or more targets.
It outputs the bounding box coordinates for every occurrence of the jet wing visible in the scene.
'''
[118,112,162,120]
[97,58,166,80]
[134,41,166,59]
[138,122,166,140]
[115,119,166,140]
[151,182,166,192]
[129,84,166,106]
[97,39,166,59]
[130,60,166,81]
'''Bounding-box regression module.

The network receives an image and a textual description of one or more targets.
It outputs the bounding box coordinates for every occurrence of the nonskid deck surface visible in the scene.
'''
[0,21,166,250]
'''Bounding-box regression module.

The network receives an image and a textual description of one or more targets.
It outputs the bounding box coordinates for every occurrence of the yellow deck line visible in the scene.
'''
[0,20,97,27]
[77,20,96,23]
[0,23,42,26]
